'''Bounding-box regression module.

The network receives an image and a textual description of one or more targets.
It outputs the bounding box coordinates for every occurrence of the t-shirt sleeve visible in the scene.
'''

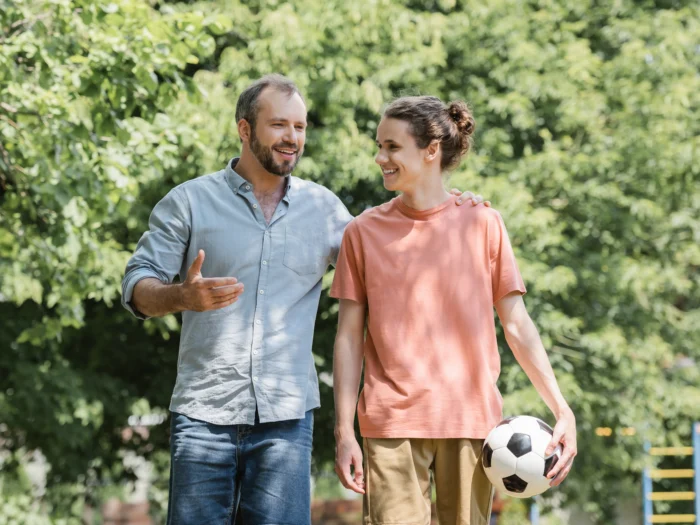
[329,220,367,304]
[327,195,354,267]
[489,211,527,303]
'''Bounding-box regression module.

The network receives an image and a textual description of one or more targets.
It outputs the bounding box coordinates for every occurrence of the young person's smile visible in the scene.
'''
[380,166,398,183]
[375,117,425,193]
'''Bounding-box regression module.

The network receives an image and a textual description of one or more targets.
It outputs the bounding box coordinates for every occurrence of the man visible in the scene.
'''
[122,75,484,524]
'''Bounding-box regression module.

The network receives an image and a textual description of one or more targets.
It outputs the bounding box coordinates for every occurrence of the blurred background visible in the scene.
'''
[1,0,699,523]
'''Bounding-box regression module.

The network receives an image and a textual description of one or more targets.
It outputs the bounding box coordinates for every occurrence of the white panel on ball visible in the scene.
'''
[520,484,543,499]
[530,428,553,457]
[508,416,541,435]
[515,452,546,484]
[531,478,553,497]
[488,447,518,479]
[485,424,514,450]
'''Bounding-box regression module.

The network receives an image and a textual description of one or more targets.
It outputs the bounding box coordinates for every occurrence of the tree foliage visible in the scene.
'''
[1,0,698,522]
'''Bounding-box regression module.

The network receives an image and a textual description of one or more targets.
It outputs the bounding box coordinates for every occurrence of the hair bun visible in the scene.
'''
[447,101,476,137]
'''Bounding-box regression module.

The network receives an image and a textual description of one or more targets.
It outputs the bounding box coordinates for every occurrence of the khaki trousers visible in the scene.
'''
[363,438,494,525]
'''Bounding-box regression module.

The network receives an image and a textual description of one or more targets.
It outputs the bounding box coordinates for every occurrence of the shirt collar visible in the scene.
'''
[225,158,293,201]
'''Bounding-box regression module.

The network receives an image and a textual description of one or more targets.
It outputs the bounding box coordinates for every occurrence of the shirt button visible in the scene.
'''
[253,204,258,209]
[255,320,261,325]
[253,376,258,381]
[245,185,251,190]
[259,290,264,295]
[253,350,259,355]
[262,260,267,265]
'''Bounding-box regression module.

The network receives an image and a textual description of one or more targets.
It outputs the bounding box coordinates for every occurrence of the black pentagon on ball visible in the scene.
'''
[503,474,528,493]
[506,433,532,457]
[482,443,494,469]
[497,416,517,427]
[537,419,554,435]
[544,453,560,476]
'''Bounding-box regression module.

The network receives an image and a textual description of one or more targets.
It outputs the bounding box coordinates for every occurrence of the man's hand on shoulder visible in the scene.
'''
[450,188,491,207]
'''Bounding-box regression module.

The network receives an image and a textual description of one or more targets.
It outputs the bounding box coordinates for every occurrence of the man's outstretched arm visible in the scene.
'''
[495,291,577,486]
[123,188,242,319]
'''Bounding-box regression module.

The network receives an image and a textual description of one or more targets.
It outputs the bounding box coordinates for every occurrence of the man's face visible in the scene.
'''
[248,88,307,176]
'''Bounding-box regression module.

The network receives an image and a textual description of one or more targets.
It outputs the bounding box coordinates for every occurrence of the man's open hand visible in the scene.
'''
[180,250,244,312]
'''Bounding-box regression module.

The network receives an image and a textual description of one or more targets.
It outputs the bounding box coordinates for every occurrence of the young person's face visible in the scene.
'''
[375,117,427,193]
[248,88,307,176]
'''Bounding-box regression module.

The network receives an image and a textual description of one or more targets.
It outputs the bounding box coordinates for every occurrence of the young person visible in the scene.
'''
[122,75,485,524]
[331,96,577,524]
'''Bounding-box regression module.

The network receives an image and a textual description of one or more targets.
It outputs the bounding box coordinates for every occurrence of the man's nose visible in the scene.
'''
[282,126,297,144]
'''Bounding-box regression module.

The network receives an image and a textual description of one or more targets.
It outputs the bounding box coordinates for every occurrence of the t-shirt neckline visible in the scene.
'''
[394,195,456,221]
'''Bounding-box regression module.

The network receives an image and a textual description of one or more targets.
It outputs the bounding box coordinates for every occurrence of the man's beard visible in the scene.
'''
[250,128,301,177]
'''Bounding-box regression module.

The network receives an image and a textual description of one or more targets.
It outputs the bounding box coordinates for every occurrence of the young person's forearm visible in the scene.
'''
[132,278,185,318]
[503,315,571,417]
[333,334,364,438]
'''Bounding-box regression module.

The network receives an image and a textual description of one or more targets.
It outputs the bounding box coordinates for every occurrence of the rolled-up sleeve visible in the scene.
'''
[121,188,191,319]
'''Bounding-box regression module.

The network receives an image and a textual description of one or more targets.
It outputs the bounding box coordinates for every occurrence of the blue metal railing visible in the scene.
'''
[693,422,699,525]
[642,422,698,525]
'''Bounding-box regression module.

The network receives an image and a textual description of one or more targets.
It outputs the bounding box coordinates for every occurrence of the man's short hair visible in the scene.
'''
[235,74,304,132]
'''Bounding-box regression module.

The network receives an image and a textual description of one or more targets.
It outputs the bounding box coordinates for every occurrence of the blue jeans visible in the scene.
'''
[167,410,313,525]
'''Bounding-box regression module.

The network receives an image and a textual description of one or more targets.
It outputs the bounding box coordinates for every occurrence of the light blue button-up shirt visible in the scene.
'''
[122,159,353,425]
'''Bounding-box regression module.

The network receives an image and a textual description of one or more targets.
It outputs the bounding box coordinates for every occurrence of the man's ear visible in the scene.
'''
[425,140,440,162]
[238,119,251,143]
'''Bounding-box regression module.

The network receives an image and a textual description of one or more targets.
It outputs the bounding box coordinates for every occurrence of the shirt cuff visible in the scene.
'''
[121,269,165,320]
[329,288,367,305]
[493,283,527,304]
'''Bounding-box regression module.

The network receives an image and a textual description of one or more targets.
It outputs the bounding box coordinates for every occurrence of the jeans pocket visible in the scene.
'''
[302,410,314,437]
[283,226,325,276]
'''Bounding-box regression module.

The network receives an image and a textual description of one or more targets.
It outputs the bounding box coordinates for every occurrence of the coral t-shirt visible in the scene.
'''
[330,196,527,439]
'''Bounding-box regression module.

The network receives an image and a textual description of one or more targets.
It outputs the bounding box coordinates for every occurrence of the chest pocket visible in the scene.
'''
[283,226,327,276]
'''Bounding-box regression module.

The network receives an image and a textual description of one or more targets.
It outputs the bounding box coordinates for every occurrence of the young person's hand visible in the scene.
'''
[334,433,365,494]
[180,250,244,312]
[545,408,577,486]
[451,188,491,207]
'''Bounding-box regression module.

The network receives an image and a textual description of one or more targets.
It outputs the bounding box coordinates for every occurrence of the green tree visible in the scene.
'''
[0,0,222,519]
[1,0,698,522]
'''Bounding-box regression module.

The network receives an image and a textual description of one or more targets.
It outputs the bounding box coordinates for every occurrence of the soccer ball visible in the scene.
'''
[481,415,562,498]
